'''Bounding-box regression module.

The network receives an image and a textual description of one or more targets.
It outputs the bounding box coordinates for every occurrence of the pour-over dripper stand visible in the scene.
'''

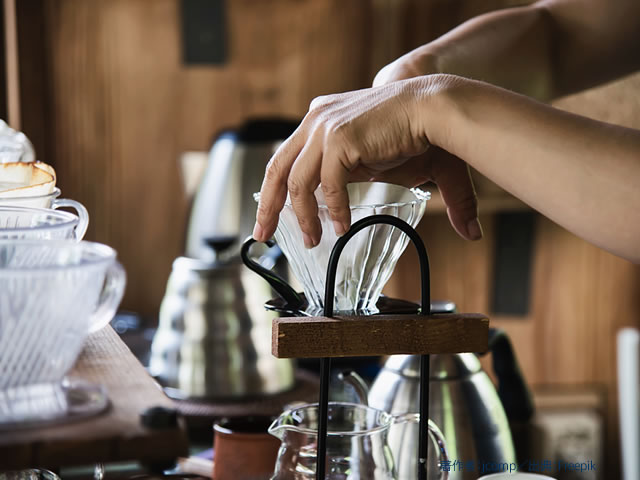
[268,215,489,480]
[0,378,109,430]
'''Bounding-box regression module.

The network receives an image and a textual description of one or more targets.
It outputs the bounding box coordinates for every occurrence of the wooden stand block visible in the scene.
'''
[272,313,489,358]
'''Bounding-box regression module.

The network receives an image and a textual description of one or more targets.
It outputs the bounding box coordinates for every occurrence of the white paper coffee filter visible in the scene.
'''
[0,162,56,198]
[272,182,429,313]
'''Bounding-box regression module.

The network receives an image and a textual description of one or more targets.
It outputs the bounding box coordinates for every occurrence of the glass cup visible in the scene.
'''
[0,240,126,426]
[0,188,89,239]
[0,205,88,241]
[269,402,448,480]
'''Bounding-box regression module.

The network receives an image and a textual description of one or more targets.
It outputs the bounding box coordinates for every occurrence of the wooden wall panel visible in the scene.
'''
[40,0,372,316]
[13,0,639,473]
[384,211,640,473]
[29,0,534,318]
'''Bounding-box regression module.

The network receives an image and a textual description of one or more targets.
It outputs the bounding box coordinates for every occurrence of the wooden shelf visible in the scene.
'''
[0,327,189,470]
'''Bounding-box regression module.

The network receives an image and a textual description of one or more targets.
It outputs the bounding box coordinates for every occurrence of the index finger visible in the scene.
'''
[320,144,352,236]
[253,131,305,242]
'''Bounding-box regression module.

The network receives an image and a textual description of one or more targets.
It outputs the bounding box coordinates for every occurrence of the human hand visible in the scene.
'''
[373,50,483,242]
[253,76,482,248]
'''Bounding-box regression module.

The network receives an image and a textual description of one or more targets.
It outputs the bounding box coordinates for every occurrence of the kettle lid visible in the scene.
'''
[383,353,482,380]
[214,118,300,145]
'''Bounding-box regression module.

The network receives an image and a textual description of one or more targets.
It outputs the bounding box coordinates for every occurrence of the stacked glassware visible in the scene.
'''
[0,126,126,428]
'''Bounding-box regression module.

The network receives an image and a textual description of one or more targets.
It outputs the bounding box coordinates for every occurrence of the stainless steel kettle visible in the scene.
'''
[343,328,533,480]
[185,118,299,260]
[149,237,295,399]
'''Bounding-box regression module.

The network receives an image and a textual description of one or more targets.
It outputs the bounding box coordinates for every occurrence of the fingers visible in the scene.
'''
[254,98,356,247]
[320,145,352,236]
[253,132,305,242]
[429,148,483,241]
[288,138,323,248]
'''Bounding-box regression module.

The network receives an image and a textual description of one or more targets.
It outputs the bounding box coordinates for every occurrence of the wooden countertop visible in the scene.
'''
[0,326,189,470]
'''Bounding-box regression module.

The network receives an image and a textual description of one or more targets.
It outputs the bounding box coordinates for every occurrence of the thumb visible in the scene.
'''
[428,148,482,241]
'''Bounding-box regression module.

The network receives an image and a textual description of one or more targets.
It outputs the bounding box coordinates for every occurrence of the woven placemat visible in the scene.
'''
[172,370,319,429]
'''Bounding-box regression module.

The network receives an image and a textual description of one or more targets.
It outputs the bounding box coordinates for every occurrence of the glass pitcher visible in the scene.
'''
[268,402,449,480]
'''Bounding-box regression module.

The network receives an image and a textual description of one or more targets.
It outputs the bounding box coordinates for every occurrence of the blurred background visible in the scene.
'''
[2,0,639,477]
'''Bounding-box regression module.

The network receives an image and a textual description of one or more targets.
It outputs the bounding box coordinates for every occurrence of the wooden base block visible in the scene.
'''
[273,313,489,358]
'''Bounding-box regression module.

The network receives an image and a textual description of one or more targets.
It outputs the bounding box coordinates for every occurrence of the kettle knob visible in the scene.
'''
[204,235,237,259]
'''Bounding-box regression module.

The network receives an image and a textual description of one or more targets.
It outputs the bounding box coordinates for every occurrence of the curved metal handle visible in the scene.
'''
[322,214,431,318]
[240,236,304,310]
[52,198,89,240]
[484,328,535,422]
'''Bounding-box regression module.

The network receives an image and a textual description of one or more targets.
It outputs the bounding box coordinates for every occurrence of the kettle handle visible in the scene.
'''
[240,237,305,311]
[482,328,535,422]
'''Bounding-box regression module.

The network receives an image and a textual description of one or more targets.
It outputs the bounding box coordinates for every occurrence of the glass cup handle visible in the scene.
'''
[88,261,126,334]
[51,198,89,240]
[393,413,450,480]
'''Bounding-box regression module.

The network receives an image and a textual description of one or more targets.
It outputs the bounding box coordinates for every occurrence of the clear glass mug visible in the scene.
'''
[0,188,89,239]
[0,240,126,425]
[268,402,449,480]
[0,205,88,241]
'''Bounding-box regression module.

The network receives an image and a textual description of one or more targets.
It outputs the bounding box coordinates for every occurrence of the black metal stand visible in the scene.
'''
[317,214,432,480]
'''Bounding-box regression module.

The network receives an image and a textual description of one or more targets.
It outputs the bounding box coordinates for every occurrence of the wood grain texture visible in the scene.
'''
[385,213,640,475]
[27,0,537,319]
[0,326,188,469]
[36,0,373,317]
[14,0,640,474]
[273,313,489,358]
[0,0,7,121]
[3,0,19,128]
[13,0,47,157]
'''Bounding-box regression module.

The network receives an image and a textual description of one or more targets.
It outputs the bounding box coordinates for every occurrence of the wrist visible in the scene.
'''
[408,74,466,150]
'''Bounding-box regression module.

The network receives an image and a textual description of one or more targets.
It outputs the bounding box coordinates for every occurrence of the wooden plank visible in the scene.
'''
[3,0,19,128]
[0,0,6,120]
[14,0,47,160]
[273,313,489,358]
[0,326,188,469]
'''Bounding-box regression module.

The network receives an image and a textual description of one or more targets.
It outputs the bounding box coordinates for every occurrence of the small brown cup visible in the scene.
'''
[212,416,280,480]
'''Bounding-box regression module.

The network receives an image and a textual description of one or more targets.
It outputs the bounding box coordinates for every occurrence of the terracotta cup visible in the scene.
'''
[212,416,280,480]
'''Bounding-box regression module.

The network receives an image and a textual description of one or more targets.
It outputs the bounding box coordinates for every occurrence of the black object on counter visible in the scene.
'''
[140,406,179,430]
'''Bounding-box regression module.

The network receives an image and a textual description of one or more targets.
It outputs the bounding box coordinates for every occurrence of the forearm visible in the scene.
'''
[399,0,640,100]
[423,5,556,100]
[420,75,640,263]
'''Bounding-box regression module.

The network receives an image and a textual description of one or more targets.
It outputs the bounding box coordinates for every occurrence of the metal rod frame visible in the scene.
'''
[318,214,431,480]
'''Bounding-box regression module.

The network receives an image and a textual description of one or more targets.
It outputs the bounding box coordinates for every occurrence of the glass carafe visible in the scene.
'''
[268,402,448,480]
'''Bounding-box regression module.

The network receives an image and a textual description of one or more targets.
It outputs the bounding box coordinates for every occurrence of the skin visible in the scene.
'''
[253,0,640,264]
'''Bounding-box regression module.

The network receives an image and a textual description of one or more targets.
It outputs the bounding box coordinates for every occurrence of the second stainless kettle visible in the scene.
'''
[185,118,299,260]
[344,327,533,480]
